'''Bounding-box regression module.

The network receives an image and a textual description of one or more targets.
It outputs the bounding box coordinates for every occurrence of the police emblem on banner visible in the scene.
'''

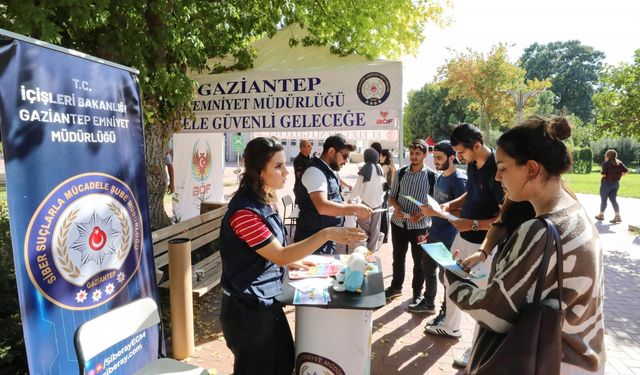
[24,173,144,310]
[191,139,212,182]
[295,352,346,375]
[356,72,391,106]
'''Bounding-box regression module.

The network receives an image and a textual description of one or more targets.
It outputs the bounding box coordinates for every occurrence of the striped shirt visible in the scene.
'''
[447,202,605,372]
[229,209,274,250]
[389,165,432,230]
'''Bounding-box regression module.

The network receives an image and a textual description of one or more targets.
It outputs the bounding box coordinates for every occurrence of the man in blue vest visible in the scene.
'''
[294,134,372,254]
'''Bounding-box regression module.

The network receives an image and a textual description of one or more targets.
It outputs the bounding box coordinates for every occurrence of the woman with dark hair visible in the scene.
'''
[448,116,605,374]
[219,137,366,375]
[595,149,628,223]
[379,149,396,243]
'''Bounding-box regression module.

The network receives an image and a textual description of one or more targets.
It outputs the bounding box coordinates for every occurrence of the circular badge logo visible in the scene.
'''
[24,173,144,310]
[295,352,345,375]
[356,72,391,106]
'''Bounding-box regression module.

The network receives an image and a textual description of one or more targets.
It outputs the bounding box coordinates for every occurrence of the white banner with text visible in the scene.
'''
[182,62,402,133]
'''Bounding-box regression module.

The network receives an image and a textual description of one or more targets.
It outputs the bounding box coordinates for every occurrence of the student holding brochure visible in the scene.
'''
[417,140,467,317]
[424,124,503,369]
[384,139,434,313]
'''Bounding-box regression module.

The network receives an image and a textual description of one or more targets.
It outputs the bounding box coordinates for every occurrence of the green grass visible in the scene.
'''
[563,172,640,198]
[0,185,5,201]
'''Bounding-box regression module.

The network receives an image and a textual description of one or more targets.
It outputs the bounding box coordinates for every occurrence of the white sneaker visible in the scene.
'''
[453,347,472,368]
[423,323,462,338]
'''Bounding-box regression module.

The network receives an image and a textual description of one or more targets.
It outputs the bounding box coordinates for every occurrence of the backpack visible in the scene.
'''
[395,166,436,199]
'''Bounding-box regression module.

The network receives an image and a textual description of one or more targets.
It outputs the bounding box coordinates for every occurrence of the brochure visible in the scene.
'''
[425,195,460,221]
[289,263,342,279]
[421,242,484,280]
[293,287,331,305]
[403,195,459,221]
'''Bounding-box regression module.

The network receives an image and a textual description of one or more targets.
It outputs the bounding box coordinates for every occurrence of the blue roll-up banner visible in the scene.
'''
[0,31,161,374]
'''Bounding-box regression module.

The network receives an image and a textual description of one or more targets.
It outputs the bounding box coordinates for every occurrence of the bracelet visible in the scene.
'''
[477,248,488,260]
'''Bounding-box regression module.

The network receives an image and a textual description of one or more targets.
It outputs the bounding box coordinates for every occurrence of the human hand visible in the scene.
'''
[419,204,438,217]
[409,212,423,223]
[168,182,175,194]
[353,204,373,219]
[329,227,367,245]
[457,251,486,273]
[392,208,407,219]
[440,202,451,212]
[451,218,473,232]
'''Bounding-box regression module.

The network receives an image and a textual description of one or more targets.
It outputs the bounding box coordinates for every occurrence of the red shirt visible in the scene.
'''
[229,209,274,250]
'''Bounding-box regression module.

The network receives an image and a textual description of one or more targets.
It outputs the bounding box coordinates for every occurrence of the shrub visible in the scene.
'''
[591,137,640,165]
[571,147,593,174]
[0,200,28,373]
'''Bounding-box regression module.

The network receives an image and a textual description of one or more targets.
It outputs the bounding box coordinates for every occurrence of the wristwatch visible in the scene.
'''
[471,220,480,231]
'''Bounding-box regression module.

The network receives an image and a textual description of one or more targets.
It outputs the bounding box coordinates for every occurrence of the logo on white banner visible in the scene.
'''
[357,72,391,106]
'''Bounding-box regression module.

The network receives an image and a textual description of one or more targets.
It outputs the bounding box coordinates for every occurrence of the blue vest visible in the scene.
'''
[293,157,344,254]
[219,191,286,306]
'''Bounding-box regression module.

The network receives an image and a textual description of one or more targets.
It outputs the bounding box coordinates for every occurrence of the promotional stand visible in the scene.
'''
[277,257,385,375]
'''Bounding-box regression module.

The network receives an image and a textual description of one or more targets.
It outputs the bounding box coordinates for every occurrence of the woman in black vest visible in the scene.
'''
[219,137,366,375]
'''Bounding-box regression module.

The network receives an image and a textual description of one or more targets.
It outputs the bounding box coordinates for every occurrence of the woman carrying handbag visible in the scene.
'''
[447,116,605,375]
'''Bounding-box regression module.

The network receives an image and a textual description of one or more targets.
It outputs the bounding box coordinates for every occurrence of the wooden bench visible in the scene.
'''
[151,203,227,297]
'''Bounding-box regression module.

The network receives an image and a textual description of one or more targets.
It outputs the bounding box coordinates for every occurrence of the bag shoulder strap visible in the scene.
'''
[427,168,436,197]
[395,166,435,198]
[533,218,564,310]
[394,166,409,199]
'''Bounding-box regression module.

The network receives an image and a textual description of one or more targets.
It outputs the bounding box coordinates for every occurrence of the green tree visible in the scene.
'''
[0,0,446,228]
[520,40,605,123]
[593,50,640,139]
[403,83,469,143]
[529,90,557,118]
[437,44,549,137]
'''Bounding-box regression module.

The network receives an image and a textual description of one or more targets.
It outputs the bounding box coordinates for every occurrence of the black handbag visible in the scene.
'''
[466,218,565,375]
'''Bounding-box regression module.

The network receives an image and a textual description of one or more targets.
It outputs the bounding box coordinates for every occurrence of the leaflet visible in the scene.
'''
[421,242,485,280]
[403,194,459,221]
[289,278,334,293]
[289,263,342,279]
[293,287,331,305]
[425,195,460,221]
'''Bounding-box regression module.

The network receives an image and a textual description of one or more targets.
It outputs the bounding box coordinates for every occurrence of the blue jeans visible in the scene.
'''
[599,180,620,213]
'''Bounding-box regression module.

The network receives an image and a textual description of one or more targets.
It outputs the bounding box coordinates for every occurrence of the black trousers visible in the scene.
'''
[220,293,295,375]
[390,223,430,300]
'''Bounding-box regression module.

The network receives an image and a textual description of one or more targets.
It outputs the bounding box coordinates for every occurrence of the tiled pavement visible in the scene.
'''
[173,162,640,374]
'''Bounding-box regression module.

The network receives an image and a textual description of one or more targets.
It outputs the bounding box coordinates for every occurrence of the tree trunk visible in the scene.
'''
[145,122,173,230]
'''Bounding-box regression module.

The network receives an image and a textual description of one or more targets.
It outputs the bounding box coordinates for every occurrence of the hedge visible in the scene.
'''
[571,147,593,174]
[0,200,28,373]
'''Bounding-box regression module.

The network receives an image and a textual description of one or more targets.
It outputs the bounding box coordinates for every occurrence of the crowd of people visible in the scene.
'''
[217,117,606,374]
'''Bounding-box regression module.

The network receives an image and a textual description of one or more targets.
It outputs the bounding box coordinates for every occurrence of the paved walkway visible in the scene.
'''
[172,161,640,375]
